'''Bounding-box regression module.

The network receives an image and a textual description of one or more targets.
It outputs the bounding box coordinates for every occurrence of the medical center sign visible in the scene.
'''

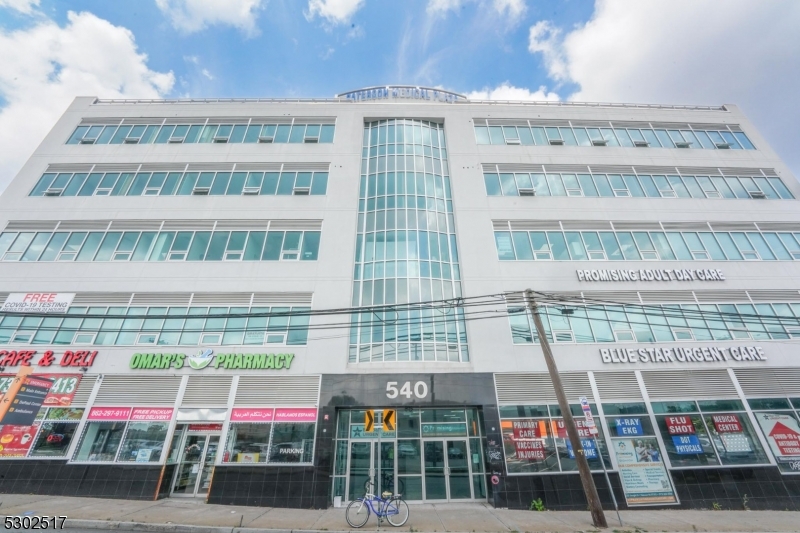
[338,86,465,104]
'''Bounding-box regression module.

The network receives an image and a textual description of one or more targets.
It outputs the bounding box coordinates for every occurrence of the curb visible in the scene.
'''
[63,520,385,533]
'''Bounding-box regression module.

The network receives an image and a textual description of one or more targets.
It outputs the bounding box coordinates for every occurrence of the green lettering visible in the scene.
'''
[161,354,173,369]
[233,354,243,369]
[244,354,253,369]
[275,354,284,369]
[141,354,154,369]
[130,354,141,369]
[214,354,226,368]
[283,353,294,369]
[265,354,275,369]
[254,354,266,369]
[174,354,185,368]
[150,354,162,369]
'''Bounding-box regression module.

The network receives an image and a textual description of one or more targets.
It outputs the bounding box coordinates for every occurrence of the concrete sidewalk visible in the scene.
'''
[1,494,799,533]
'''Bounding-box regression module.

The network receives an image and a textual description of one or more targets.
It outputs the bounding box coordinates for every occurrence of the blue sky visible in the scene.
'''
[0,0,799,192]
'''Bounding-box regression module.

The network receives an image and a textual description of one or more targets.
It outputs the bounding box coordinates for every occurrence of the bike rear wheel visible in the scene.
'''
[385,497,409,527]
[345,499,371,528]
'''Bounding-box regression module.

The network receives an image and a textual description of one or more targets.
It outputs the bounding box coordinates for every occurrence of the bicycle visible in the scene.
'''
[366,474,405,498]
[345,481,409,528]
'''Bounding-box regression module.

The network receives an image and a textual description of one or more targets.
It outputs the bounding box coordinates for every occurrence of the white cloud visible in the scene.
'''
[305,0,364,25]
[155,0,264,35]
[201,68,214,80]
[493,0,525,19]
[467,82,559,101]
[0,0,39,14]
[527,0,800,174]
[427,0,526,20]
[527,20,566,82]
[0,11,174,193]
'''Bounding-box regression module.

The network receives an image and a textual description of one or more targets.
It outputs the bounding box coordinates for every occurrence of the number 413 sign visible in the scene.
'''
[0,374,82,406]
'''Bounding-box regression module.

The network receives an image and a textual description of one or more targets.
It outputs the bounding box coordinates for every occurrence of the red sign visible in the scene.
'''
[551,419,593,438]
[665,416,696,435]
[0,349,97,368]
[712,414,743,433]
[512,419,544,439]
[188,423,223,432]
[2,374,83,407]
[88,407,131,420]
[769,422,800,456]
[514,439,546,460]
[130,408,173,421]
[0,424,39,457]
[231,408,274,422]
[274,408,317,422]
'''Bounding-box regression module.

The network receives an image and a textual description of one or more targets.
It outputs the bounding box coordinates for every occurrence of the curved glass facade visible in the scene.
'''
[349,119,468,363]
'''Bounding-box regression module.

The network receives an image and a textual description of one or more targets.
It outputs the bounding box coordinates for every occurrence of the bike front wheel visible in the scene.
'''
[385,497,409,527]
[345,499,371,528]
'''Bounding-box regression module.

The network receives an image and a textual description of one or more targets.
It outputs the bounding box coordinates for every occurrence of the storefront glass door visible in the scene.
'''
[423,439,473,500]
[347,440,396,500]
[172,433,220,497]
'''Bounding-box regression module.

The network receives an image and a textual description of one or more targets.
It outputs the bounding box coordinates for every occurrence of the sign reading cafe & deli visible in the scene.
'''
[129,349,295,370]
[601,345,766,365]
[577,268,725,282]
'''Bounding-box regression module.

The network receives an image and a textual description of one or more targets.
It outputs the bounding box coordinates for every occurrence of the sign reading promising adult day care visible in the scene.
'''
[577,268,724,283]
[1,293,75,313]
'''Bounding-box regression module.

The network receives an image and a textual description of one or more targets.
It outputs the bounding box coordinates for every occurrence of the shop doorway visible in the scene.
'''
[171,429,220,497]
[422,439,473,500]
[333,408,487,503]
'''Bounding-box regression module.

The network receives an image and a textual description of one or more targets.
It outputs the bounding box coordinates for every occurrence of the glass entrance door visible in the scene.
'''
[423,439,473,500]
[172,433,219,497]
[347,441,396,500]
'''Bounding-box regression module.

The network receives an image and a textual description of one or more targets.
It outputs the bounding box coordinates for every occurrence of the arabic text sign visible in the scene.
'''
[231,408,275,422]
[1,293,75,313]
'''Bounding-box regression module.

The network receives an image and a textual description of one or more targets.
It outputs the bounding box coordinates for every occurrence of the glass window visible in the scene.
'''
[564,232,587,260]
[768,178,793,199]
[225,423,271,463]
[269,422,315,463]
[495,232,516,260]
[530,232,551,260]
[512,232,533,260]
[666,233,693,260]
[593,174,613,197]
[616,232,641,260]
[578,174,598,196]
[499,173,517,196]
[484,174,501,195]
[547,232,570,260]
[599,232,623,261]
[474,126,490,144]
[30,421,81,457]
[73,421,127,462]
[116,422,169,462]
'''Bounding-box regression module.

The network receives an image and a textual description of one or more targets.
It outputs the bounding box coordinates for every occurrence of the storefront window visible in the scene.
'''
[224,423,271,463]
[117,422,169,462]
[269,422,315,463]
[30,422,79,457]
[73,422,127,461]
[653,400,768,467]
[499,403,609,474]
[748,397,800,473]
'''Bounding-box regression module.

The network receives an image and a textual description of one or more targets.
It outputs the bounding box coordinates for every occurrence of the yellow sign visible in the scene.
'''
[365,410,375,433]
[383,409,396,432]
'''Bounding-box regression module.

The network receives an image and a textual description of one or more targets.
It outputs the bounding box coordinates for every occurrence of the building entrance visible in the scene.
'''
[333,408,487,503]
[170,428,220,497]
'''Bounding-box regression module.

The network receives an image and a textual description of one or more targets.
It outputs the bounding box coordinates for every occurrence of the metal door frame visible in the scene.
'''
[170,431,219,497]
[421,437,476,502]
[344,439,398,502]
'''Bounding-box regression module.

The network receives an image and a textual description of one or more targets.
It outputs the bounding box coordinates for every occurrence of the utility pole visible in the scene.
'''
[524,289,608,529]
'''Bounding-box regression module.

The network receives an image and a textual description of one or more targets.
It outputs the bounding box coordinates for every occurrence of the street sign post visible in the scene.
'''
[579,396,621,527]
